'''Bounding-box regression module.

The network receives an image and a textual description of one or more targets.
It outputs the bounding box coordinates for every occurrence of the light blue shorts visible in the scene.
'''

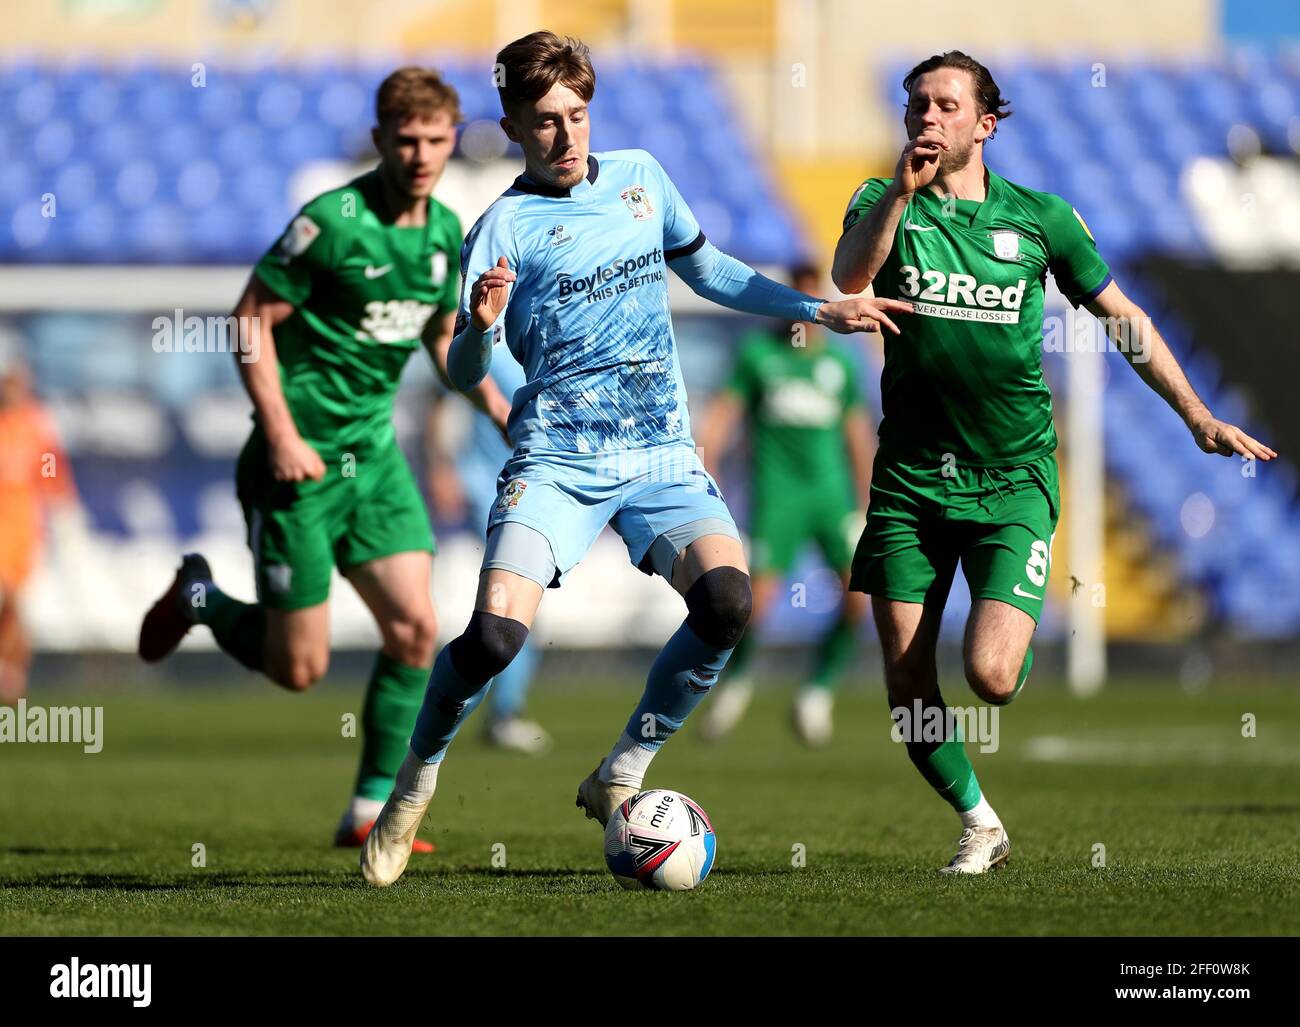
[483,441,739,588]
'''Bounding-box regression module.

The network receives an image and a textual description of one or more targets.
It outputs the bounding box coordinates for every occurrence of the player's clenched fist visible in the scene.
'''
[816,296,914,335]
[895,132,948,195]
[268,432,326,483]
[471,256,516,331]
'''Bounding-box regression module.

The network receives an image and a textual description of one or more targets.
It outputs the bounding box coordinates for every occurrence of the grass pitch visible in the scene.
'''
[1,675,1297,936]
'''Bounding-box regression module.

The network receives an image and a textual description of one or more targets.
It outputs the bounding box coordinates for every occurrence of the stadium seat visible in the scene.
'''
[0,58,805,266]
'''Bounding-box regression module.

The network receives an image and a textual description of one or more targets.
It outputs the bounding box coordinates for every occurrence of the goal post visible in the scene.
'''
[1065,313,1108,696]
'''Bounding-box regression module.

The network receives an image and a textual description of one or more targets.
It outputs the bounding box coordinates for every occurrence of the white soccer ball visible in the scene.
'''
[603,789,717,891]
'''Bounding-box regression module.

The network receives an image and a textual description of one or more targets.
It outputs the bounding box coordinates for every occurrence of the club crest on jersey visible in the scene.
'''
[277,215,319,259]
[430,252,448,285]
[497,479,527,512]
[989,230,1022,261]
[621,186,654,221]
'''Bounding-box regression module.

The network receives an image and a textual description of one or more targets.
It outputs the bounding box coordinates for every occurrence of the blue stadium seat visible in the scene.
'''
[70,202,119,262]
[54,161,98,208]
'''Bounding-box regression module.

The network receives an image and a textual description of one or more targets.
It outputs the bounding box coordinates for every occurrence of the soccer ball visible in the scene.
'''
[603,789,716,891]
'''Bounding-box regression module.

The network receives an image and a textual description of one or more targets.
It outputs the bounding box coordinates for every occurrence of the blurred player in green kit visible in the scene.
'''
[833,51,1275,873]
[138,68,511,852]
[696,265,873,747]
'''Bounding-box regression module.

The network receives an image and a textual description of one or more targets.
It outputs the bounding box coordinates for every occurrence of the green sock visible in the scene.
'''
[810,616,855,690]
[892,689,982,813]
[355,653,431,802]
[195,587,266,672]
[727,625,755,679]
[989,646,1033,707]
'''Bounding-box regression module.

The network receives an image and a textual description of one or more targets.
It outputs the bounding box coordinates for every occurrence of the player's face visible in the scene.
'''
[502,82,590,189]
[904,69,994,174]
[373,112,457,200]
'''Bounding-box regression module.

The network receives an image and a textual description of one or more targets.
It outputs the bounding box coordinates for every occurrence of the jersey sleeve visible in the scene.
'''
[1043,197,1112,307]
[253,202,338,307]
[455,204,521,337]
[841,178,892,233]
[649,155,704,257]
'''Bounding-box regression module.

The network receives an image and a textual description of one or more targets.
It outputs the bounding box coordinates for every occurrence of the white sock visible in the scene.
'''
[347,796,385,827]
[960,794,1000,830]
[394,749,441,804]
[797,685,833,711]
[599,733,655,790]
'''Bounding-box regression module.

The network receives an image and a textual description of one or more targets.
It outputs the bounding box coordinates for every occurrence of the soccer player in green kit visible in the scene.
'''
[833,51,1276,873]
[138,68,511,851]
[696,264,873,746]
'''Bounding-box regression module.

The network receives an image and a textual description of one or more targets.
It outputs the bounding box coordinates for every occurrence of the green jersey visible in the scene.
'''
[842,170,1111,467]
[724,331,861,509]
[253,168,462,457]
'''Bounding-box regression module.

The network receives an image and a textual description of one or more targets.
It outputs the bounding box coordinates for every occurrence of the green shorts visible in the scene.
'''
[236,431,435,611]
[751,491,857,577]
[849,450,1060,622]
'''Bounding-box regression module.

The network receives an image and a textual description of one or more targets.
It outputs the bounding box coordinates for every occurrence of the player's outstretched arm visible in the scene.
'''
[232,275,326,482]
[832,133,947,294]
[668,241,912,334]
[1086,281,1277,461]
[447,256,515,390]
[423,310,512,440]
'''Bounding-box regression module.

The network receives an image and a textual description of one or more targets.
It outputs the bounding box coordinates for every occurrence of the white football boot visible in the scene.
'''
[360,755,440,887]
[485,716,553,756]
[698,677,754,742]
[792,686,834,747]
[937,824,1012,875]
[574,763,638,827]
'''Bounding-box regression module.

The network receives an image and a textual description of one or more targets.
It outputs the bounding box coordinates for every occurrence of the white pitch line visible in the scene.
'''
[1021,735,1300,766]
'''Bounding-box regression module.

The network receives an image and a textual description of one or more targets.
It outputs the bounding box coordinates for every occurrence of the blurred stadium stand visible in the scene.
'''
[0,60,805,266]
[2,0,1298,661]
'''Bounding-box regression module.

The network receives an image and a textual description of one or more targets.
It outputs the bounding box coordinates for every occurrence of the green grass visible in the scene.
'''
[1,678,1298,935]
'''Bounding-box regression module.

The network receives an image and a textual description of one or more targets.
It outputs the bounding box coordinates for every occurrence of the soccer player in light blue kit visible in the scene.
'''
[361,31,911,885]
[428,347,551,754]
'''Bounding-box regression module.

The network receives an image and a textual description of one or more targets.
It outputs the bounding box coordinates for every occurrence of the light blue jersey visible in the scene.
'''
[456,149,704,454]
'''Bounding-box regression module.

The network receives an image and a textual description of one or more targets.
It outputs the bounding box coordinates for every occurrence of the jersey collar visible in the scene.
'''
[913,167,1004,228]
[512,155,600,198]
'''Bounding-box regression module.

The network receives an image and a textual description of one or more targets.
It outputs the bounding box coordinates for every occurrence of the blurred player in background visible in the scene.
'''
[138,68,511,851]
[360,31,912,886]
[0,341,80,705]
[426,345,552,755]
[833,50,1276,874]
[696,264,872,746]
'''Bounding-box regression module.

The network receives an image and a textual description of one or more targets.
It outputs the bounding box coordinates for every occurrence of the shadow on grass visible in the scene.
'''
[2,865,797,892]
[0,870,350,891]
